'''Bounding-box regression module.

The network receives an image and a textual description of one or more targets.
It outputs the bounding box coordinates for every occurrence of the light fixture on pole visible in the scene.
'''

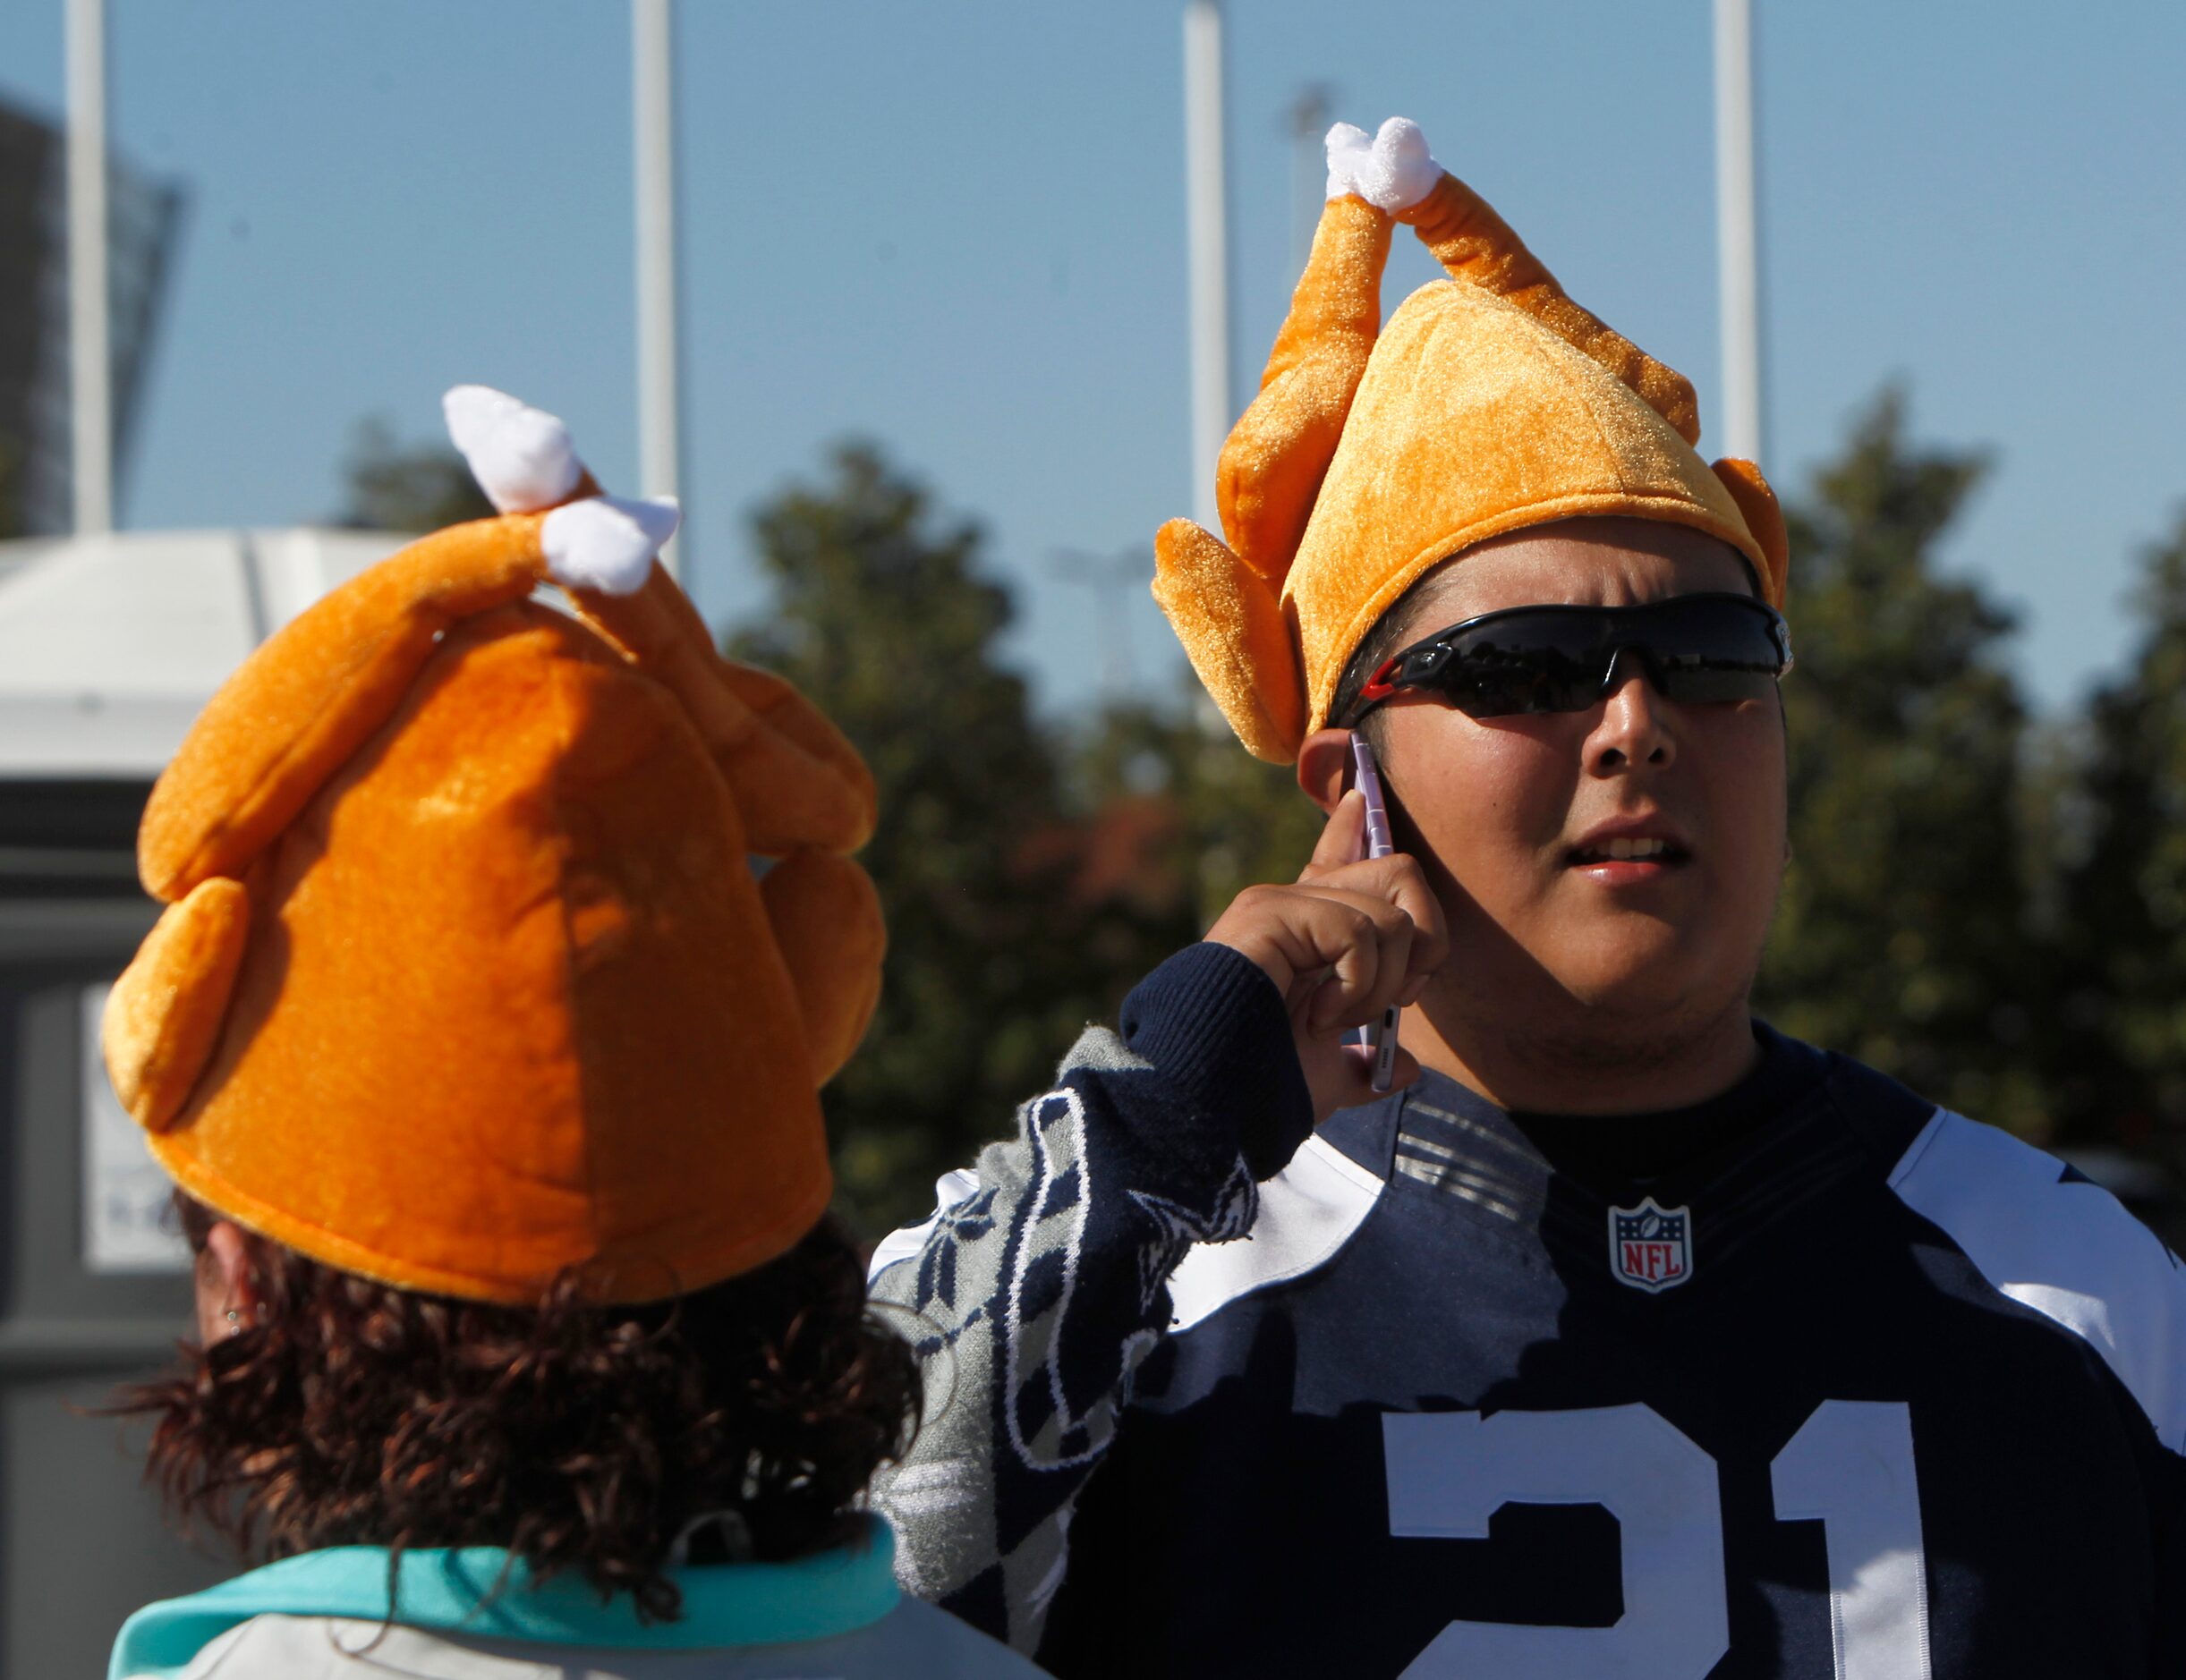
[1285,83,1332,283]
[1050,547,1146,700]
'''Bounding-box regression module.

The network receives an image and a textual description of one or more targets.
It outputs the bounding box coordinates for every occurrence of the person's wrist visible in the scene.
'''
[1201,929,1292,997]
[1201,889,1302,997]
[1122,943,1314,1179]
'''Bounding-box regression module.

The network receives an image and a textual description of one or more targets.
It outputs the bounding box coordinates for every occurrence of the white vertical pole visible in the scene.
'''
[1714,0,1764,464]
[1183,0,1231,532]
[1287,84,1331,284]
[634,0,682,576]
[66,0,113,535]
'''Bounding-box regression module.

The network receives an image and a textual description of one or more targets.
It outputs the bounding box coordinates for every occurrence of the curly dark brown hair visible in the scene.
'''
[114,1198,921,1623]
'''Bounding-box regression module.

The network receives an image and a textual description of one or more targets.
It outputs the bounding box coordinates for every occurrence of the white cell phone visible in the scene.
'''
[1348,732,1401,1093]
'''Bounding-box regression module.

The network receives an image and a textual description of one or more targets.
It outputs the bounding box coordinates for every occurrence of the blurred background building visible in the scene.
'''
[0,94,181,537]
[0,56,421,1675]
[0,80,216,1680]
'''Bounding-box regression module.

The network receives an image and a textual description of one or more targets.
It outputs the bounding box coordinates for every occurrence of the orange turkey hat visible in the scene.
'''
[100,387,886,1304]
[1153,118,1792,761]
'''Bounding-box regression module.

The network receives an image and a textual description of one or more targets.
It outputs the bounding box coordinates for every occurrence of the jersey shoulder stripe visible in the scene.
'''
[1167,1133,1385,1333]
[1888,1108,2186,1452]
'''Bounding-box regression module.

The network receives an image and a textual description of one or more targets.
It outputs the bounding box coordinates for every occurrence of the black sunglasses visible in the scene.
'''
[1345,592,1792,725]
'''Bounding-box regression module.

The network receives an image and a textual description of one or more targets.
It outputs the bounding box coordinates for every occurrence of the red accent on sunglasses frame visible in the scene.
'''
[1357,658,1404,708]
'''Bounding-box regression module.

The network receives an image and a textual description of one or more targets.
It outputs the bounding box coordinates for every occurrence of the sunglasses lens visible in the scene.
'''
[1400,597,1786,720]
[1644,598,1787,704]
[1437,634,1609,717]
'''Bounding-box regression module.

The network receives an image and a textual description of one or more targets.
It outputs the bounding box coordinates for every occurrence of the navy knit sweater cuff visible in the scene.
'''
[1119,940,1315,1181]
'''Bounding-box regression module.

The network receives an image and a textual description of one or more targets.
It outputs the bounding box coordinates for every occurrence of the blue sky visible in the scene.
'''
[4,2,2182,717]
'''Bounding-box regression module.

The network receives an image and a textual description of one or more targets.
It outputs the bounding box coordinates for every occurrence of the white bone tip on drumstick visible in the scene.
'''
[443,384,583,513]
[541,495,681,596]
[1323,116,1438,212]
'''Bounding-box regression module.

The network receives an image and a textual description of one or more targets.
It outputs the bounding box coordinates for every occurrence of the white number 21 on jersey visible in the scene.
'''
[1382,1401,1929,1679]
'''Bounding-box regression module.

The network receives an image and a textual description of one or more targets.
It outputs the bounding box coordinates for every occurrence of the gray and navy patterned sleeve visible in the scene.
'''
[867,941,1313,1653]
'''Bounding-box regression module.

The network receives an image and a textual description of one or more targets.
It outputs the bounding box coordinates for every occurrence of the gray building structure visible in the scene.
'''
[0,95,183,538]
[0,528,401,1678]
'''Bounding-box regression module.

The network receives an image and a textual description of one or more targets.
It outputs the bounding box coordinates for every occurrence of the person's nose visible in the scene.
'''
[1586,649,1675,776]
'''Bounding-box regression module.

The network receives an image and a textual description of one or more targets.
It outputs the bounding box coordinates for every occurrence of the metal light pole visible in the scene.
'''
[1286,83,1332,283]
[66,0,113,535]
[634,0,683,575]
[1714,0,1765,464]
[1182,0,1231,532]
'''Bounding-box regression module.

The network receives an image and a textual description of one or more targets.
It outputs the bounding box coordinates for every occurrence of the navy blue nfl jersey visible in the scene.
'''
[867,943,2186,1678]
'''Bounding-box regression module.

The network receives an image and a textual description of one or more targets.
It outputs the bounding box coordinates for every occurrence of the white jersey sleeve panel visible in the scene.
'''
[1167,1133,1385,1333]
[866,1139,1384,1334]
[869,1168,982,1284]
[1888,1108,2186,1454]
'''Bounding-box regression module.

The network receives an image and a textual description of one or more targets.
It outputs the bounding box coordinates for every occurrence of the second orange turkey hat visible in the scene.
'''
[1154,117,1792,761]
[101,388,886,1304]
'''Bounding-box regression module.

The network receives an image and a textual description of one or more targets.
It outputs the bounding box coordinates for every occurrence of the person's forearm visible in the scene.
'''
[869,942,1312,1650]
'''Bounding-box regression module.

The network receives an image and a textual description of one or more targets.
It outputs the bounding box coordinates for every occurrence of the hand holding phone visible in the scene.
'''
[1204,739,1445,1126]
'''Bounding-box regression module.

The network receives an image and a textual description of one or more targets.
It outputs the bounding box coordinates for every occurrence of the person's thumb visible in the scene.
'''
[1305,787,1367,877]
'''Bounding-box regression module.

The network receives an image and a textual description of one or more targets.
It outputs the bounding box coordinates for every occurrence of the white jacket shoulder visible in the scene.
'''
[1889,1109,2186,1452]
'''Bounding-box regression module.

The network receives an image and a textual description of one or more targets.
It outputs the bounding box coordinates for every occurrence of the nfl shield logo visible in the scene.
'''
[1608,1198,1692,1294]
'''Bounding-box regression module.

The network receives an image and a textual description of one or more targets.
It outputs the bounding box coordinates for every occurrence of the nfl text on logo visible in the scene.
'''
[1608,1197,1693,1294]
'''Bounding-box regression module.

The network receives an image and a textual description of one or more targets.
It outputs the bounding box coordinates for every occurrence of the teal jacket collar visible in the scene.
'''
[109,1517,898,1680]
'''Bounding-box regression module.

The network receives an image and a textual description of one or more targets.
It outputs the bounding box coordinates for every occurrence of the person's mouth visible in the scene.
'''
[1564,819,1692,879]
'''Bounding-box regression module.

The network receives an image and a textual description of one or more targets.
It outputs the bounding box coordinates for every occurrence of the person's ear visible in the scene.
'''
[1297,728,1356,814]
[195,1219,259,1346]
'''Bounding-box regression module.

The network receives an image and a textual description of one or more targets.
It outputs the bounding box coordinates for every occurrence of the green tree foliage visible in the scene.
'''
[1755,389,2049,1133]
[1070,695,1325,931]
[725,408,2186,1237]
[336,417,494,532]
[729,445,1176,1235]
[2048,513,2186,1167]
